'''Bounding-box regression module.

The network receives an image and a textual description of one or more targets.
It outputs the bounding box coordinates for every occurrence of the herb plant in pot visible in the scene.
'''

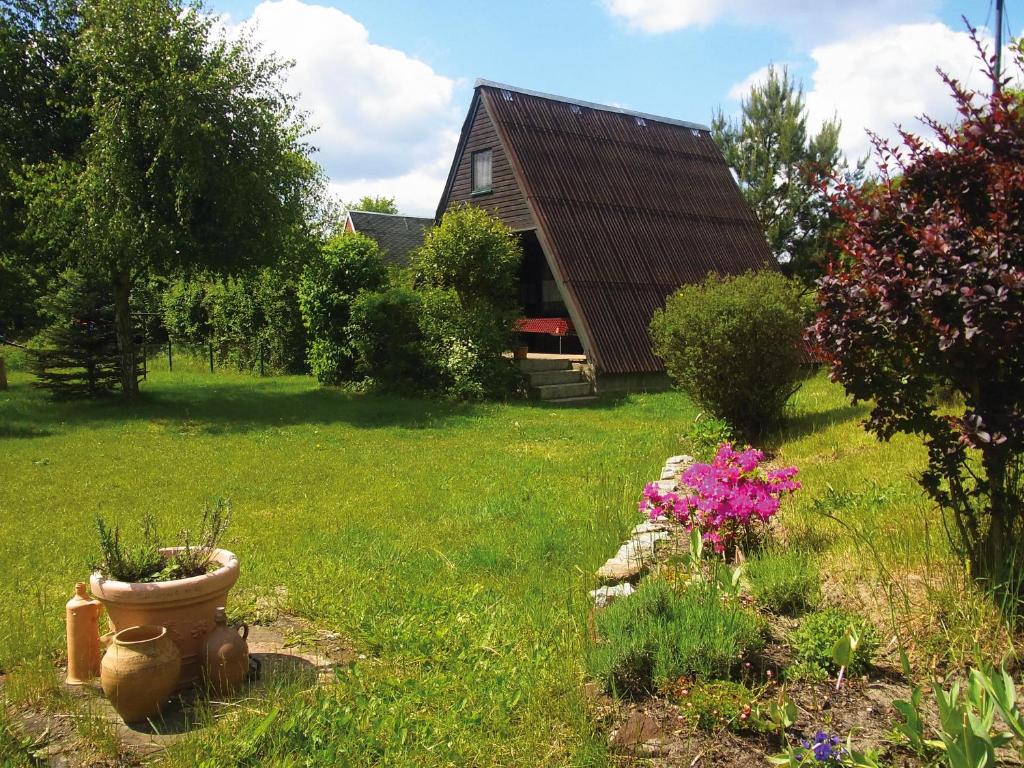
[90,499,239,689]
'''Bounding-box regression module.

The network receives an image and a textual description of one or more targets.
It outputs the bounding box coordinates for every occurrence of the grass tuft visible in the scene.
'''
[589,579,763,698]
[746,548,821,616]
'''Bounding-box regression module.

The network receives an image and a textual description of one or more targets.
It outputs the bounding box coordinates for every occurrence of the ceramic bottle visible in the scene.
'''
[65,582,102,684]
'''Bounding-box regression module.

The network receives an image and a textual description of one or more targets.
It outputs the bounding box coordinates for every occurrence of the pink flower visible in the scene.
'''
[637,443,799,554]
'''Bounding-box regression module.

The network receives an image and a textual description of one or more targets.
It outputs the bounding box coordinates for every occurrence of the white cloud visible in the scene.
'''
[326,137,459,218]
[232,0,460,215]
[727,65,773,101]
[604,0,938,38]
[603,0,717,33]
[803,23,1015,162]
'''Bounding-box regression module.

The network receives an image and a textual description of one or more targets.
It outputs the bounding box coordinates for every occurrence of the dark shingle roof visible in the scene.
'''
[444,81,775,374]
[347,211,433,267]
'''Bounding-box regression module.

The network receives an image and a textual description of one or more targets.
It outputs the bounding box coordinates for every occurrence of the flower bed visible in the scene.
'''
[588,443,916,767]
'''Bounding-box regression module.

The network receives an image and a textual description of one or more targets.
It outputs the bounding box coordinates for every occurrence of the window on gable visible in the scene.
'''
[472,149,492,193]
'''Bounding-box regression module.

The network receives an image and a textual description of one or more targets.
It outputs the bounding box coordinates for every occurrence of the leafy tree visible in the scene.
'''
[347,195,398,215]
[15,0,321,398]
[31,269,128,397]
[712,66,855,284]
[0,256,44,338]
[811,36,1024,595]
[650,270,806,442]
[0,0,88,338]
[299,232,387,385]
[412,205,523,399]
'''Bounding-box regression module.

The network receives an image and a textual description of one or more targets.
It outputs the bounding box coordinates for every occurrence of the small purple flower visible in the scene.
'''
[798,731,846,765]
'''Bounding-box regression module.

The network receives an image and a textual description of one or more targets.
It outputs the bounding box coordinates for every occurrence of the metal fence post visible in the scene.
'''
[167,339,173,371]
[208,340,214,373]
[259,342,265,377]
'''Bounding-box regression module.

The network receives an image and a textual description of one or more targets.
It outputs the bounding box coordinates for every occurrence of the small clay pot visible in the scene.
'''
[202,607,249,695]
[101,625,181,723]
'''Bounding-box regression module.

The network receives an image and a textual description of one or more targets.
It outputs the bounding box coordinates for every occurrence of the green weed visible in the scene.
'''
[789,607,879,681]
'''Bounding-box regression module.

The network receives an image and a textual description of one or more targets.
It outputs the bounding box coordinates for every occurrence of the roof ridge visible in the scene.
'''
[348,209,432,220]
[474,79,710,132]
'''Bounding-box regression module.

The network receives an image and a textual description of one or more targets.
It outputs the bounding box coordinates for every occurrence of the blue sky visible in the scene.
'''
[211,1,1019,214]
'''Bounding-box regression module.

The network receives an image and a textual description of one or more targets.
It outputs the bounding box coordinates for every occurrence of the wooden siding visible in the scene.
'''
[442,96,534,231]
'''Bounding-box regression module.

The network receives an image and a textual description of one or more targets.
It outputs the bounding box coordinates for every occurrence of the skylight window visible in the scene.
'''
[501,89,514,102]
[570,104,581,115]
[635,117,646,127]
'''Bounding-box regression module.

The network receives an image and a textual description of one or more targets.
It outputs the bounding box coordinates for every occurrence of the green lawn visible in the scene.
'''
[0,359,964,766]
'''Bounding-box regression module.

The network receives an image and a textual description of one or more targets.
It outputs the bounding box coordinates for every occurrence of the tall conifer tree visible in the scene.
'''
[712,66,857,284]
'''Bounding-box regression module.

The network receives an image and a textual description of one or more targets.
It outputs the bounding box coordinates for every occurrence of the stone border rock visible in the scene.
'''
[589,454,693,609]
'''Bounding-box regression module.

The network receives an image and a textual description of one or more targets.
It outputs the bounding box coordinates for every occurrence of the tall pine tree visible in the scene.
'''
[32,270,132,397]
[712,66,858,285]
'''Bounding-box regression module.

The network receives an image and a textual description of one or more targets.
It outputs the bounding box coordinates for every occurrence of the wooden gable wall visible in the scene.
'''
[442,94,534,231]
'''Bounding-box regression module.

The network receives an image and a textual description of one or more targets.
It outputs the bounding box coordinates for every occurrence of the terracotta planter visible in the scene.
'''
[90,548,239,689]
[101,625,181,723]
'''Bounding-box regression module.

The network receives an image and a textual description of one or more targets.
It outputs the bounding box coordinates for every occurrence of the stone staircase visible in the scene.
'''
[518,357,597,405]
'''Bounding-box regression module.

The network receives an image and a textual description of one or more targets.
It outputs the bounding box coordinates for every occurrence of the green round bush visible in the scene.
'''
[414,204,521,308]
[349,287,433,394]
[419,287,520,400]
[411,206,524,400]
[649,270,806,442]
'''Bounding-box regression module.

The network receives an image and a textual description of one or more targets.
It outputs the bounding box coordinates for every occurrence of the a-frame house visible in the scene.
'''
[436,80,774,391]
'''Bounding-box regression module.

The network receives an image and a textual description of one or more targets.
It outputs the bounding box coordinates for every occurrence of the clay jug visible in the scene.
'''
[65,582,102,684]
[101,625,180,723]
[202,607,249,695]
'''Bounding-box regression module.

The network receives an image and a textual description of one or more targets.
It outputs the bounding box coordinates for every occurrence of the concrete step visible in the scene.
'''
[535,381,593,400]
[517,358,573,373]
[528,369,585,386]
[544,395,599,406]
